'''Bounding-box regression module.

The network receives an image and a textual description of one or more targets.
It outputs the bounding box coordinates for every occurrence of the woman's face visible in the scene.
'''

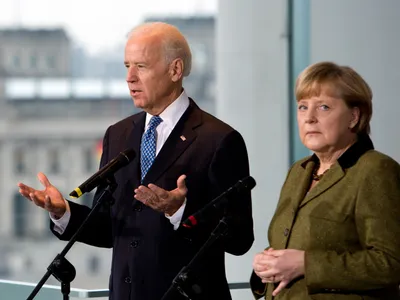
[297,91,359,154]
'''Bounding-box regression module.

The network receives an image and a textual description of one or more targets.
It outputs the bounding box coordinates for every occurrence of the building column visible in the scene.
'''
[216,0,290,295]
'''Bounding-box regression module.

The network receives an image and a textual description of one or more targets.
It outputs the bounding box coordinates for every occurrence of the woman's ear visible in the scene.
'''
[349,107,360,129]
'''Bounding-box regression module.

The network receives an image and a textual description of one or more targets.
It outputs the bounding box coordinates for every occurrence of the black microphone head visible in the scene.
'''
[119,148,136,164]
[69,149,136,198]
[236,176,256,192]
[244,176,256,189]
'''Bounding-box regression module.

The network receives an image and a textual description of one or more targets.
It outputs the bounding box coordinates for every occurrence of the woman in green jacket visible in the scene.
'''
[251,61,400,300]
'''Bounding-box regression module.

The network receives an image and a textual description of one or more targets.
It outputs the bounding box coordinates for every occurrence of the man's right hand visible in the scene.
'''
[17,172,66,219]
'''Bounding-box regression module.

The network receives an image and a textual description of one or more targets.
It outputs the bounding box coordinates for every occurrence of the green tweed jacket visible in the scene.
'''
[251,135,400,300]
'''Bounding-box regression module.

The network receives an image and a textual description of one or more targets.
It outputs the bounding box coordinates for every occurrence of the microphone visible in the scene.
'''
[182,176,256,228]
[69,148,136,198]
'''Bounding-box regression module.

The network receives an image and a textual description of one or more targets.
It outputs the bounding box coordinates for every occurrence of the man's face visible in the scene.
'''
[124,35,173,114]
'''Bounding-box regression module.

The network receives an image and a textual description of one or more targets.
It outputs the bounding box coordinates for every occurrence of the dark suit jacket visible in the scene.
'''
[251,134,400,300]
[51,99,254,300]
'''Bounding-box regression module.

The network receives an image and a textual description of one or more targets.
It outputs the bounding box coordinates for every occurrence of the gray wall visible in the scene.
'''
[311,0,400,162]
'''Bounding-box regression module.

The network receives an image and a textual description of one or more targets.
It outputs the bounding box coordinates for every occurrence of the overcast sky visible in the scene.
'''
[0,0,217,54]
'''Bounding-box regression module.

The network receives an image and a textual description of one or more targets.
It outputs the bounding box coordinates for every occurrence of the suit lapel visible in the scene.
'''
[123,112,146,189]
[142,101,200,185]
[291,161,315,212]
[300,162,345,208]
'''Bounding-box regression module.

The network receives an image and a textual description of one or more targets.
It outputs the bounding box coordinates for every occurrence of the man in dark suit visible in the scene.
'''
[18,22,254,300]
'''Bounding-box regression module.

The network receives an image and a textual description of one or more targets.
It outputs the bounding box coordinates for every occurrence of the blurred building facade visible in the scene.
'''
[0,28,70,78]
[0,28,130,284]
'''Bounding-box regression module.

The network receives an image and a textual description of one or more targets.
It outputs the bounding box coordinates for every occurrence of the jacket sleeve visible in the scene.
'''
[305,156,400,293]
[250,270,268,299]
[207,130,254,256]
[50,127,113,248]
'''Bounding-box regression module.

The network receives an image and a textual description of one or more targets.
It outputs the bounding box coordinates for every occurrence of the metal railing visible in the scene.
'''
[0,279,250,299]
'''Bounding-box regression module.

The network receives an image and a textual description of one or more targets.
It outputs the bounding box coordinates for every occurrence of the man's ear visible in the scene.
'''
[169,58,184,82]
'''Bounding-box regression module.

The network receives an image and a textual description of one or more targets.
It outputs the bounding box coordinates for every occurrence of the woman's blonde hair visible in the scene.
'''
[295,61,373,135]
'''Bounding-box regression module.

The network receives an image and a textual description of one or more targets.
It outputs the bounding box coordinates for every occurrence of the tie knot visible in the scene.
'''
[148,115,163,130]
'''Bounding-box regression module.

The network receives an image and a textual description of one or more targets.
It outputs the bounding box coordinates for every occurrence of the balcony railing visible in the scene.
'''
[0,279,250,299]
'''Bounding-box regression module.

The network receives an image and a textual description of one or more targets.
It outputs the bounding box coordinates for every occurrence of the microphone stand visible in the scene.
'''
[161,216,230,300]
[26,176,118,300]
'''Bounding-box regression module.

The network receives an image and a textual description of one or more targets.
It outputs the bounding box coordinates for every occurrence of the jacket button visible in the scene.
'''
[283,228,290,236]
[133,203,143,212]
[124,277,132,284]
[130,240,139,248]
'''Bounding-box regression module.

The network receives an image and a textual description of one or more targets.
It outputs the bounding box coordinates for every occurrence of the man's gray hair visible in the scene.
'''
[127,22,192,77]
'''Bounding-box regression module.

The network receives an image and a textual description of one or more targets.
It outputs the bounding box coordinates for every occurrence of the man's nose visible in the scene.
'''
[126,67,138,82]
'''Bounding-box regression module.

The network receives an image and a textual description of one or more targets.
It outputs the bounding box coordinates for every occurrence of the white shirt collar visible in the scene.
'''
[145,90,190,129]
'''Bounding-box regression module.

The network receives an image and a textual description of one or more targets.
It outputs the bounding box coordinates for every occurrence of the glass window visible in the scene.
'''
[30,54,37,69]
[47,55,56,69]
[13,55,21,68]
[48,148,61,174]
[84,147,94,173]
[14,147,26,174]
[13,193,29,238]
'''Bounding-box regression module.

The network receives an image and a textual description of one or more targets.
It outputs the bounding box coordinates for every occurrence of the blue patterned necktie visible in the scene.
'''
[140,115,163,182]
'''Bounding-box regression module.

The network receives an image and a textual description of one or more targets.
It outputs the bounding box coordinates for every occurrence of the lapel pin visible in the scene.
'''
[180,135,186,141]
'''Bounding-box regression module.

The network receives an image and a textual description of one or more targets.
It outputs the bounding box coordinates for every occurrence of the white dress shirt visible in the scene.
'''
[51,90,190,233]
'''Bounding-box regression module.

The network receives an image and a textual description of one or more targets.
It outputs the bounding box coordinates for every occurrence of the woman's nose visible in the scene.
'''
[305,110,317,123]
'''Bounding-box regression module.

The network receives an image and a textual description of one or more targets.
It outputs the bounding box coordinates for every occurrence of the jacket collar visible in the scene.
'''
[301,133,374,170]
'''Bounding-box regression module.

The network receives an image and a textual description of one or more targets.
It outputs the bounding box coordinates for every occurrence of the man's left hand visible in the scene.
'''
[134,175,187,215]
